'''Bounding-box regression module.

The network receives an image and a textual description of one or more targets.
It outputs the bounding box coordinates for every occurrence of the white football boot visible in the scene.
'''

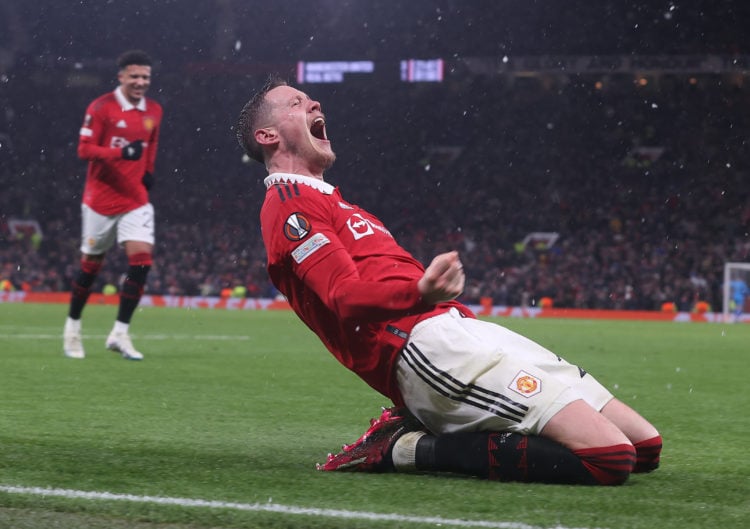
[106,331,144,361]
[63,318,86,359]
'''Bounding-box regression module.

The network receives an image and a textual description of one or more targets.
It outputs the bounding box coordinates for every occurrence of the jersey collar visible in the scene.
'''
[264,173,335,195]
[114,87,147,111]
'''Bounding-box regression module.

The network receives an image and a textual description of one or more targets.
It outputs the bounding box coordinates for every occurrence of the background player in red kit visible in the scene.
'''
[236,77,662,485]
[63,50,163,361]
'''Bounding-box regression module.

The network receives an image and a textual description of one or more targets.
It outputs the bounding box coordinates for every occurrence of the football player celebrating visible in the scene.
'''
[235,77,661,485]
[63,50,163,361]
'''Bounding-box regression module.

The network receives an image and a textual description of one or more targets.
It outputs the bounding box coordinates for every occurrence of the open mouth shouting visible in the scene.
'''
[310,116,328,141]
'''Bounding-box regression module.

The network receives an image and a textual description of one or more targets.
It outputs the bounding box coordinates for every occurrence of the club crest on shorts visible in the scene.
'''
[284,212,311,241]
[508,370,541,397]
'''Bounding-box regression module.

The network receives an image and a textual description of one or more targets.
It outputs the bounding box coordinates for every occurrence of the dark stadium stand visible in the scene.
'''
[1,1,749,311]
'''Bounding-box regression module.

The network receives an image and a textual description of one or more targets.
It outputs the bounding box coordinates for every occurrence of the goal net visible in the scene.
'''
[723,262,750,323]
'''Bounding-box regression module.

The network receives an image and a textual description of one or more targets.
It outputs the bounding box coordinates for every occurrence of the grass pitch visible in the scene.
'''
[0,303,748,529]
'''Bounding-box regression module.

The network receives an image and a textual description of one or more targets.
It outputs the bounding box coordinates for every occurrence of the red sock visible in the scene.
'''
[128,252,153,266]
[633,435,662,473]
[68,260,103,319]
[421,432,602,485]
[117,261,151,324]
[573,444,636,486]
[81,259,103,275]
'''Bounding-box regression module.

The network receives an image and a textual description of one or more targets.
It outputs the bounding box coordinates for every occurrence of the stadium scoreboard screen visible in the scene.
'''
[400,59,444,82]
[297,59,444,84]
[296,60,374,83]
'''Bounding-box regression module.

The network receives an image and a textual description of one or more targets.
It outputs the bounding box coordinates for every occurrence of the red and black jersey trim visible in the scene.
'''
[402,342,529,424]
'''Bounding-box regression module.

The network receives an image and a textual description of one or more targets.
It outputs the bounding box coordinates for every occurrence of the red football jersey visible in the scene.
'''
[78,87,163,215]
[260,173,471,404]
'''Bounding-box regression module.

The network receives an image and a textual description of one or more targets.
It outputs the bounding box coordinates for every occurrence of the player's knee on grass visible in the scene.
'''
[572,443,636,485]
[633,435,662,473]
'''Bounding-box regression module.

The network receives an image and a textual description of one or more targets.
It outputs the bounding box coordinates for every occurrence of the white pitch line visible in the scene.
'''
[0,485,604,529]
[0,333,250,341]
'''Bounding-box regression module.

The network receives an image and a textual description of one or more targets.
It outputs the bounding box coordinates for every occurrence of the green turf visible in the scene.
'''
[0,303,748,529]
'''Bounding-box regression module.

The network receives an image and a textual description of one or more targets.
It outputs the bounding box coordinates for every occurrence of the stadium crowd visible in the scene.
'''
[1,63,749,312]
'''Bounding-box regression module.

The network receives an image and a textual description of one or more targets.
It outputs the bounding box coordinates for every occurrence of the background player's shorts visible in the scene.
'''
[395,308,613,436]
[80,203,155,255]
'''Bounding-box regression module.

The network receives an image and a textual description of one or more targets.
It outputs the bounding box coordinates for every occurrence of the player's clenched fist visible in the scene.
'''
[418,251,465,305]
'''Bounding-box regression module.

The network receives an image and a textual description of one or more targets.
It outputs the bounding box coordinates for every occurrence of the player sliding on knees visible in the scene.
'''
[235,76,662,485]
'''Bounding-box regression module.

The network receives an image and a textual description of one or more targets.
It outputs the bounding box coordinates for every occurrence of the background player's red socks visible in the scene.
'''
[117,262,151,324]
[68,259,103,319]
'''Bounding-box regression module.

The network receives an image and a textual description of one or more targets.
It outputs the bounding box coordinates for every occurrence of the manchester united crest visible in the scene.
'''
[508,370,542,397]
[143,116,156,131]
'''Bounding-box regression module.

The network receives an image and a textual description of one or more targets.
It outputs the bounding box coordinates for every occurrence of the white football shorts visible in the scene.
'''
[80,203,155,255]
[395,308,613,436]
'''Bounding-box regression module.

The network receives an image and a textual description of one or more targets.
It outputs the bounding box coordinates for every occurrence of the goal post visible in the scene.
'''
[723,262,750,323]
